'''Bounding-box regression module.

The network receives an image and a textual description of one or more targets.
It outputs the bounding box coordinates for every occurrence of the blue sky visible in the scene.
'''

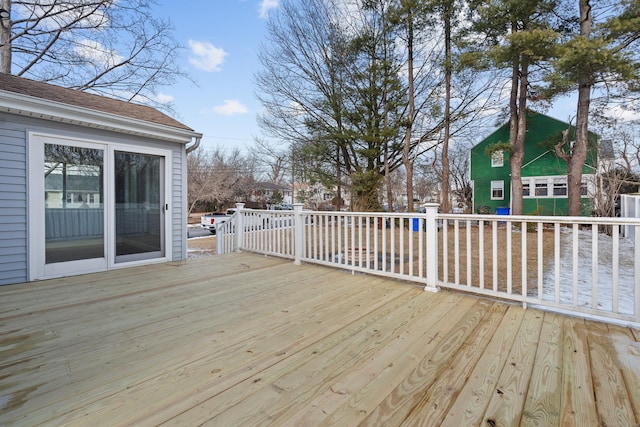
[153,0,277,152]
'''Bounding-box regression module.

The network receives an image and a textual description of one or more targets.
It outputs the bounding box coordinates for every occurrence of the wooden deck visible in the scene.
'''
[1,253,639,426]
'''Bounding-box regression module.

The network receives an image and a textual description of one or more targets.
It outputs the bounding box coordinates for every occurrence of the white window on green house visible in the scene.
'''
[522,180,530,197]
[581,181,588,196]
[491,150,504,167]
[491,180,504,200]
[553,179,567,196]
[535,180,548,196]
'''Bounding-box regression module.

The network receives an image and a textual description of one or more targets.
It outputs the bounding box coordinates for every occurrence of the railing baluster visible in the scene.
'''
[418,217,424,278]
[555,223,561,304]
[466,219,472,287]
[382,217,387,272]
[374,215,379,271]
[399,217,405,275]
[331,214,336,263]
[443,218,448,283]
[521,220,527,307]
[613,225,619,313]
[635,225,640,323]
[409,217,414,276]
[537,222,543,300]
[390,218,396,274]
[507,221,512,295]
[592,224,598,310]
[454,219,460,285]
[479,220,484,290]
[573,223,579,306]
[492,220,498,292]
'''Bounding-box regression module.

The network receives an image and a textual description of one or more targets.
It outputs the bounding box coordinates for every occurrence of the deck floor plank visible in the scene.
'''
[520,312,563,426]
[357,298,498,426]
[481,308,544,426]
[560,317,599,425]
[186,286,430,426]
[608,324,640,422]
[588,322,637,426]
[439,304,526,426]
[399,301,510,426]
[0,252,639,426]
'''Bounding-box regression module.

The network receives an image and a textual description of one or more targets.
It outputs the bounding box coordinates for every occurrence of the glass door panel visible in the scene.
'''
[114,151,165,263]
[44,144,104,264]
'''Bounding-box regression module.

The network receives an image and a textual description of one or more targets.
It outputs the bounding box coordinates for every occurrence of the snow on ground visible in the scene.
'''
[541,227,636,315]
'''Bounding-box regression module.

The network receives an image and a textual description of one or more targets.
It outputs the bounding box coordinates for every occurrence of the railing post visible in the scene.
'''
[424,203,440,292]
[234,202,245,252]
[293,203,304,265]
[635,225,640,324]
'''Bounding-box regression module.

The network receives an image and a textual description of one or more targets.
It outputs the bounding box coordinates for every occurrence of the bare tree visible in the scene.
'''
[187,147,257,215]
[0,0,186,111]
[254,137,291,186]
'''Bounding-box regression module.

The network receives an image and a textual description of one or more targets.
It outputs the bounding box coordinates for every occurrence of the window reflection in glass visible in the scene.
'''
[44,144,104,263]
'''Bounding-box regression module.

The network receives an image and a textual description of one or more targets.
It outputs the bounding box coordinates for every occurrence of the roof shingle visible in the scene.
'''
[0,73,193,131]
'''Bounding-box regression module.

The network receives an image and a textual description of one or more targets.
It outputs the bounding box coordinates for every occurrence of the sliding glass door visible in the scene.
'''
[30,134,171,280]
[114,151,165,263]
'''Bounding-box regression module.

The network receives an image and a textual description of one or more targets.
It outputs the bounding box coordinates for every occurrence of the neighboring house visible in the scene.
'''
[251,181,293,207]
[0,74,202,285]
[470,111,598,216]
[294,181,345,210]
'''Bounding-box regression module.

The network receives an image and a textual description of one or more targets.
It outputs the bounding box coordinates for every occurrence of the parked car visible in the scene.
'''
[200,212,230,234]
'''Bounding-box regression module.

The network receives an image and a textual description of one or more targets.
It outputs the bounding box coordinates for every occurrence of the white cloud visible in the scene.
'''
[212,100,249,116]
[74,39,123,68]
[155,93,174,104]
[188,40,228,72]
[259,0,279,19]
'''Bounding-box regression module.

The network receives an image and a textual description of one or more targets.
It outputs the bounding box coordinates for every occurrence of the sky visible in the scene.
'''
[152,0,277,152]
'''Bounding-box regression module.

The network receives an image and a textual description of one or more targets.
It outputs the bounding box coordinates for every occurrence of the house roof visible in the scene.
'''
[0,73,201,143]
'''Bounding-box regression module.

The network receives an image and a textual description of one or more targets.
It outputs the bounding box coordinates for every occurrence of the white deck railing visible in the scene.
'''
[216,203,640,327]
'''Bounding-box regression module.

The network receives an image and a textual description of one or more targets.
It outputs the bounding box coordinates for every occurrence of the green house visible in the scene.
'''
[470,111,598,216]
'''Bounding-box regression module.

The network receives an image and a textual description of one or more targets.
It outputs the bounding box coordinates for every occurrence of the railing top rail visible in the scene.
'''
[438,213,640,225]
[232,207,640,225]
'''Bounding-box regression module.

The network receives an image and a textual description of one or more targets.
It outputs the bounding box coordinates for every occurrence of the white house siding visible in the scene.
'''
[0,112,186,285]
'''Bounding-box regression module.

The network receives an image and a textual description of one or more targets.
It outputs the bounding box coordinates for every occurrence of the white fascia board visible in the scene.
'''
[0,90,202,143]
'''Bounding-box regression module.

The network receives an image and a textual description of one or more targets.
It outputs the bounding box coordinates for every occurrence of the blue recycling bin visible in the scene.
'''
[412,217,420,231]
[496,207,510,215]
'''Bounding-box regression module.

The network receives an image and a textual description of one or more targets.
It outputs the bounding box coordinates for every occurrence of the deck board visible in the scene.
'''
[1,252,639,426]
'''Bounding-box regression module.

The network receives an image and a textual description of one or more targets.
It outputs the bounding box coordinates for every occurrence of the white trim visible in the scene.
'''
[490,180,504,200]
[522,174,595,199]
[0,89,202,144]
[491,150,504,167]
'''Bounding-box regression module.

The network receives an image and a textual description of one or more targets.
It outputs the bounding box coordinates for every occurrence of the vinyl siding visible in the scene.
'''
[0,124,27,285]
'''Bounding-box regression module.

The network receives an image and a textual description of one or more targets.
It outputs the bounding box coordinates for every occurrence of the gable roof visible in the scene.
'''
[0,73,201,143]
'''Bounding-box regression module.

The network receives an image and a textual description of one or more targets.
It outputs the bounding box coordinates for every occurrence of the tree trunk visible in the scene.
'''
[566,0,592,216]
[403,9,415,213]
[0,0,10,74]
[511,58,529,216]
[440,0,453,213]
[508,35,523,215]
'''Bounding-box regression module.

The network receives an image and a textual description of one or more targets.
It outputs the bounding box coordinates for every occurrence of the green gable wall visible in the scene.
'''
[470,110,598,216]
